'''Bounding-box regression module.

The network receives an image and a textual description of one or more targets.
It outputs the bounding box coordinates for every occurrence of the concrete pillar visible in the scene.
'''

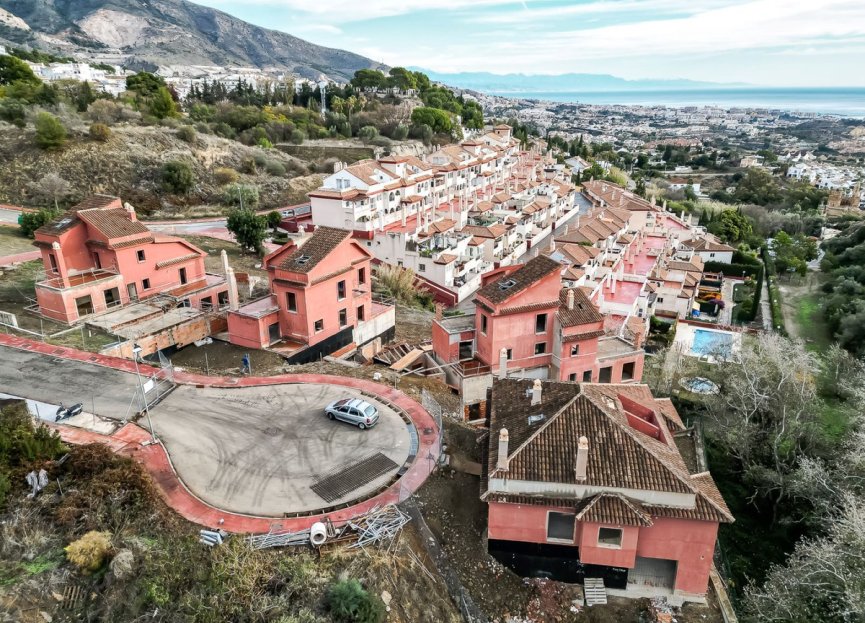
[226,267,239,311]
[51,241,70,287]
[567,289,575,310]
[499,348,508,379]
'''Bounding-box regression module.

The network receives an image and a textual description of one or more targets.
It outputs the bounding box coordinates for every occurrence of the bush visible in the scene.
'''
[65,531,112,573]
[213,167,239,185]
[357,125,378,141]
[391,124,409,141]
[226,206,266,254]
[257,137,273,149]
[161,160,195,194]
[34,112,67,150]
[19,208,60,238]
[265,159,286,176]
[89,123,111,142]
[266,210,282,229]
[223,184,259,209]
[326,579,385,623]
[176,125,196,143]
[0,98,27,127]
[289,129,305,144]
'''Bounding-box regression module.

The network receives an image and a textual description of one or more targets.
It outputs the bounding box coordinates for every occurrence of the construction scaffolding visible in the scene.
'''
[246,505,410,552]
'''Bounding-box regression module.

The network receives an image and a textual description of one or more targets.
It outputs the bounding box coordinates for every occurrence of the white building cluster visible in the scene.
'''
[308,125,582,304]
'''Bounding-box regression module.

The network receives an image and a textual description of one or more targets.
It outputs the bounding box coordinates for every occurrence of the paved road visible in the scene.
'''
[149,383,412,516]
[0,345,142,419]
[0,207,22,225]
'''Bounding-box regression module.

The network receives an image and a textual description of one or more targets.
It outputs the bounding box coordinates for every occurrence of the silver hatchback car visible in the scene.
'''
[324,398,380,429]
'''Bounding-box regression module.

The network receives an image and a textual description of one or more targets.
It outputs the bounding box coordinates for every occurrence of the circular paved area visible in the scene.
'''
[149,383,412,516]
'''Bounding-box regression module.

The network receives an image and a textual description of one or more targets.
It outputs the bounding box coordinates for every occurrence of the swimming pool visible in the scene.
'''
[691,329,733,358]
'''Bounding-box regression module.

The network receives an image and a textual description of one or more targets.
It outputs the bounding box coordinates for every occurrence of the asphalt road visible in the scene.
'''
[0,208,21,225]
[149,383,412,516]
[0,345,142,419]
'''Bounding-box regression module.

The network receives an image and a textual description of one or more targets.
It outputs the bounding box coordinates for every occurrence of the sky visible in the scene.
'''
[192,0,865,87]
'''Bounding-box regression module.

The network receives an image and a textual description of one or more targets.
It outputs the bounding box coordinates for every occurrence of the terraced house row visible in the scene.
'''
[309,125,583,304]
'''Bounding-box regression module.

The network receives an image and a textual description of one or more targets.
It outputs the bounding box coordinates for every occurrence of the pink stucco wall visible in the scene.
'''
[487,501,719,595]
[227,309,279,349]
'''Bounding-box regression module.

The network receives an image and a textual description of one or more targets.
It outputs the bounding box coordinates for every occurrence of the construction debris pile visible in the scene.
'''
[246,505,411,552]
[649,596,676,623]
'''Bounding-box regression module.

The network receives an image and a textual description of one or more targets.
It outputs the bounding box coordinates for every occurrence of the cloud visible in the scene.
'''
[398,0,865,72]
[469,0,734,24]
[295,23,343,34]
[200,0,534,21]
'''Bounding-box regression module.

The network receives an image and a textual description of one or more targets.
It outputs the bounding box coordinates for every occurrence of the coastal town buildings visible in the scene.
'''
[483,378,733,602]
[308,126,582,304]
[227,226,395,363]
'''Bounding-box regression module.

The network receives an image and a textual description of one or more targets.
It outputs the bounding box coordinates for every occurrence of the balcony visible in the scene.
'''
[37,267,120,291]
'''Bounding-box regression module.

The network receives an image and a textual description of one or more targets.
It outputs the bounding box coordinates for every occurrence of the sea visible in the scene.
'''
[487,87,865,118]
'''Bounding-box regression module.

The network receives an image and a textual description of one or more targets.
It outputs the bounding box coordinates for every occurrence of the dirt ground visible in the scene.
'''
[394,305,437,344]
[180,235,270,279]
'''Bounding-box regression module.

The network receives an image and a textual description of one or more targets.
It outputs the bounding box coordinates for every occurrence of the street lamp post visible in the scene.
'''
[132,343,156,442]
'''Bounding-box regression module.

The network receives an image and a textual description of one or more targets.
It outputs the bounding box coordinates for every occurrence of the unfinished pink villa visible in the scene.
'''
[33,195,228,324]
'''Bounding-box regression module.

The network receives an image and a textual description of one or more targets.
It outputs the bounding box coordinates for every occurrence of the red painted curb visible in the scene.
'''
[4,333,439,534]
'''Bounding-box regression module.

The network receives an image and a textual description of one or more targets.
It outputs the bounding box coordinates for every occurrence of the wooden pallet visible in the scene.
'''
[584,578,607,606]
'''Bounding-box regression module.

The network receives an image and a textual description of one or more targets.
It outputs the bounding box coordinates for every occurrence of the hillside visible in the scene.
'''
[0,0,384,81]
[0,122,324,219]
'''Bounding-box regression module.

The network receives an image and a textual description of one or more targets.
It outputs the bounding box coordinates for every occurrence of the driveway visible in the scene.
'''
[149,383,413,516]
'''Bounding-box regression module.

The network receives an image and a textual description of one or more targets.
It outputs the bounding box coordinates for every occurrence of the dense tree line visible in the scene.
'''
[820,222,865,356]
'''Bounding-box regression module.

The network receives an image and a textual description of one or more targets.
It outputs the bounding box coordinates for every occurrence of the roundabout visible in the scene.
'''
[149,381,416,517]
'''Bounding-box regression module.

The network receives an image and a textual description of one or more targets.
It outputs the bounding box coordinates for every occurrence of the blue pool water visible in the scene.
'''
[691,329,733,358]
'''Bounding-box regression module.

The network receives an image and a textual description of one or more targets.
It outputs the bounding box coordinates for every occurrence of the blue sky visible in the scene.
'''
[193,0,865,86]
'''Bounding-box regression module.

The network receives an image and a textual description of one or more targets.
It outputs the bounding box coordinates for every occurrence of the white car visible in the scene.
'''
[324,398,379,429]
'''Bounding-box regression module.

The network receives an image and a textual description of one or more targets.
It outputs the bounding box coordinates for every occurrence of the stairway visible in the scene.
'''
[584,578,607,606]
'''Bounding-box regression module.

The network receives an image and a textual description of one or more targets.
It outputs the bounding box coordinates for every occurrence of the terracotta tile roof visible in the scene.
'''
[666,260,704,273]
[684,237,736,252]
[486,379,733,523]
[428,219,456,234]
[558,288,604,327]
[562,330,606,342]
[155,253,200,269]
[343,159,398,186]
[276,226,350,274]
[476,255,562,304]
[461,224,508,239]
[574,493,654,527]
[469,236,486,246]
[654,398,685,430]
[36,195,125,237]
[77,208,151,239]
[108,237,154,249]
[434,253,458,265]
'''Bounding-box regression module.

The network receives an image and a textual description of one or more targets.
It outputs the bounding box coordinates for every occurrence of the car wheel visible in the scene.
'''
[327,412,335,420]
[358,422,366,430]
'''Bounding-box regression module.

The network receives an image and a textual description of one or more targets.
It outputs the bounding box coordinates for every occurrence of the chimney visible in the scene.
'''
[575,436,589,482]
[567,289,575,310]
[434,302,443,321]
[499,348,508,379]
[497,428,509,471]
[531,379,542,406]
[123,202,137,221]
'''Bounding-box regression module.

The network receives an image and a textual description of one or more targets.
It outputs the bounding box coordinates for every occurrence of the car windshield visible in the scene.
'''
[364,405,376,417]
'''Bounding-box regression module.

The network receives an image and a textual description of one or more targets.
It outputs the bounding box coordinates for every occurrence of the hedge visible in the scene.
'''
[705,261,763,280]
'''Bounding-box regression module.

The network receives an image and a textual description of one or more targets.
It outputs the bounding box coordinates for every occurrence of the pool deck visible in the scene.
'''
[672,320,743,362]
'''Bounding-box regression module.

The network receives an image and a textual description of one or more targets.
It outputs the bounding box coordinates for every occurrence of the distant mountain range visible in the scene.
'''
[0,0,384,82]
[414,69,744,93]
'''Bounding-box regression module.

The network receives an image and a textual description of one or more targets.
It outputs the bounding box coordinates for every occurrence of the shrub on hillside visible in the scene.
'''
[289,129,305,145]
[265,159,286,176]
[161,161,195,194]
[176,125,196,144]
[0,98,27,127]
[34,112,67,150]
[89,123,112,142]
[357,125,378,142]
[223,184,259,209]
[65,531,112,572]
[213,167,239,185]
[326,578,385,623]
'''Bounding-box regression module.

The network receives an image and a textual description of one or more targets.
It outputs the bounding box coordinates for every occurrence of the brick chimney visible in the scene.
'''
[576,436,589,482]
[434,303,443,321]
[496,428,509,471]
[531,379,542,406]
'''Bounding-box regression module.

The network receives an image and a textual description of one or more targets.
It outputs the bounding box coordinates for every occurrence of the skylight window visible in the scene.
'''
[295,254,311,265]
[499,278,517,290]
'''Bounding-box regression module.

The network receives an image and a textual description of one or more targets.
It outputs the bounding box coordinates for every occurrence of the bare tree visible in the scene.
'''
[745,493,865,622]
[705,333,820,517]
[30,173,71,211]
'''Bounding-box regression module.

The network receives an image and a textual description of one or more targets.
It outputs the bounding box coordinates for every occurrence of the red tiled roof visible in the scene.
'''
[276,226,351,274]
[476,255,562,305]
[77,208,151,240]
